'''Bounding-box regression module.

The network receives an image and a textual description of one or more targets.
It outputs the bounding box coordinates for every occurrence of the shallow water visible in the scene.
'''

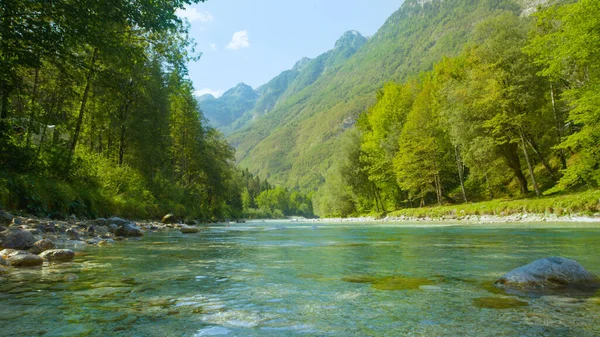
[2,221,600,336]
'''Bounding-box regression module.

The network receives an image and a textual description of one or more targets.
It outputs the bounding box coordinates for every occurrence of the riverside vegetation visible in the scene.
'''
[0,0,312,221]
[197,0,600,219]
[1,0,599,222]
[312,0,600,218]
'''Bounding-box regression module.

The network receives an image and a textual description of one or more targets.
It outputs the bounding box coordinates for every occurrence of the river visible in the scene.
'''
[1,221,599,336]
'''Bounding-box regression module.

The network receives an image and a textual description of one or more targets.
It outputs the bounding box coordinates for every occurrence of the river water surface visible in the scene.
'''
[1,221,600,336]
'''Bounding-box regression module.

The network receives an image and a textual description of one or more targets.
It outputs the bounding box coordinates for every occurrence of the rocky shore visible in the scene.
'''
[0,210,202,277]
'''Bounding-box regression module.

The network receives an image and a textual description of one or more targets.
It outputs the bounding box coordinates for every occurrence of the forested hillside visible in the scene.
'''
[198,31,368,136]
[0,0,241,219]
[0,0,314,220]
[314,0,600,216]
[227,0,533,192]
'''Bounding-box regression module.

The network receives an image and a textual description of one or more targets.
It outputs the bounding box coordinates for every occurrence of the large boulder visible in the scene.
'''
[39,249,75,263]
[5,250,43,267]
[29,238,57,254]
[0,228,36,249]
[161,214,177,224]
[0,210,13,226]
[114,223,143,237]
[495,257,600,292]
[108,217,128,226]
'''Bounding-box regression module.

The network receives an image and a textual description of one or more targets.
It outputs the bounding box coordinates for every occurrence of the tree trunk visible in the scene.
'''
[0,2,13,121]
[519,130,541,197]
[455,145,467,203]
[550,84,567,169]
[0,80,8,120]
[68,47,98,164]
[485,172,493,200]
[523,132,557,180]
[26,67,40,148]
[499,143,529,194]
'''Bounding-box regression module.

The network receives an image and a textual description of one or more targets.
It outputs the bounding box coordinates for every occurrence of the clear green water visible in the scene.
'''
[1,221,600,336]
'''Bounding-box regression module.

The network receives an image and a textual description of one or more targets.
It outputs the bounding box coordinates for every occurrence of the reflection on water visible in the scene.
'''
[1,221,600,336]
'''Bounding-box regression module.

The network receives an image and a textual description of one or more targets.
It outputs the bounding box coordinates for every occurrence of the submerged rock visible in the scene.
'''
[472,296,529,309]
[5,250,43,267]
[0,227,35,249]
[495,257,600,292]
[161,213,177,224]
[115,223,143,237]
[39,249,75,262]
[0,265,7,275]
[0,256,8,266]
[30,238,56,254]
[371,276,435,291]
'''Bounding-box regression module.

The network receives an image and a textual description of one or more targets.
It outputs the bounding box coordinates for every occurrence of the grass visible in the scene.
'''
[386,190,600,219]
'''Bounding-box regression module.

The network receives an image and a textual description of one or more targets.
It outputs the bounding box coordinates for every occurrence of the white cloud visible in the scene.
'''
[176,7,213,23]
[226,31,250,50]
[194,88,224,98]
[209,43,217,51]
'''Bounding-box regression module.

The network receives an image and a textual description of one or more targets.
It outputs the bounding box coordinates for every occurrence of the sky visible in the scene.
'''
[177,0,404,97]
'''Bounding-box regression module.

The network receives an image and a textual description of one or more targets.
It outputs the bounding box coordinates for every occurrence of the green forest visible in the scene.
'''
[1,0,598,221]
[0,0,312,220]
[314,0,600,217]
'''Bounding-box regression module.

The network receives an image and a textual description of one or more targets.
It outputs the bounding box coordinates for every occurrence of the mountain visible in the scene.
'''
[196,83,258,129]
[197,31,368,135]
[225,0,550,192]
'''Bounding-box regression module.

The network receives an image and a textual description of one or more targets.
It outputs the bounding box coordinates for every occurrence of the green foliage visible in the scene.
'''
[229,0,524,193]
[316,1,600,217]
[0,0,248,221]
[237,170,313,219]
[526,0,600,192]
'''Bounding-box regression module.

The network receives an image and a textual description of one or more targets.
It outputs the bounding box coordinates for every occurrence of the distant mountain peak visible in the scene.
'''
[334,30,367,49]
[197,93,216,102]
[293,57,312,71]
[222,82,257,98]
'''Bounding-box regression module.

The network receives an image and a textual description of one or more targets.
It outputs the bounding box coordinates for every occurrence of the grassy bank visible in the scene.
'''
[385,190,600,219]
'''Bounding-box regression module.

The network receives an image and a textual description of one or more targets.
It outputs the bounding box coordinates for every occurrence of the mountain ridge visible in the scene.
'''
[204,0,554,192]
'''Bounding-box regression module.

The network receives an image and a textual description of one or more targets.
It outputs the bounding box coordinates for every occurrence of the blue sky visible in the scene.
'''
[177,0,404,97]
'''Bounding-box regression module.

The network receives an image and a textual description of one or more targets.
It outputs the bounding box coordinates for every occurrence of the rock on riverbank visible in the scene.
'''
[0,211,186,276]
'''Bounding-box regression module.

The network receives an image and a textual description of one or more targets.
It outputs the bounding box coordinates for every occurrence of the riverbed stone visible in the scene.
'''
[0,210,13,226]
[0,265,7,275]
[9,217,23,227]
[161,213,177,224]
[495,257,600,292]
[30,238,57,254]
[108,217,128,226]
[66,228,81,240]
[39,249,75,263]
[0,255,8,266]
[0,248,19,258]
[180,225,200,234]
[0,227,36,249]
[43,324,93,337]
[115,223,143,237]
[6,250,43,267]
